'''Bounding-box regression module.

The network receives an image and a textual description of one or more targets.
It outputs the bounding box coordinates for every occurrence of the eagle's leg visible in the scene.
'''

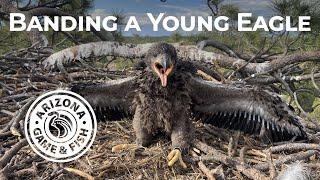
[133,106,153,147]
[167,119,190,168]
[112,106,152,153]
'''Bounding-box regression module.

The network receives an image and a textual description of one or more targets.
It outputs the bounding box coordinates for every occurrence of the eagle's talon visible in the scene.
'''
[167,149,187,168]
[111,144,138,153]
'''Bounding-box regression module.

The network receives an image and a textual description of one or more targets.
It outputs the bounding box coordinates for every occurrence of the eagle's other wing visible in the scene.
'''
[70,77,137,121]
[190,77,307,142]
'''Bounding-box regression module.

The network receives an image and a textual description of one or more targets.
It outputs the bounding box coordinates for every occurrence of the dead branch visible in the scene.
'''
[206,0,219,16]
[191,151,215,180]
[198,161,215,180]
[0,23,319,179]
[115,122,131,135]
[1,97,35,134]
[10,97,35,130]
[266,150,277,179]
[193,139,268,180]
[227,132,240,157]
[269,143,320,153]
[254,150,318,171]
[64,167,94,180]
[14,168,36,177]
[245,72,320,84]
[0,139,28,169]
[196,70,221,83]
[239,146,248,164]
[274,72,294,97]
[43,41,320,75]
[0,132,12,139]
[0,163,11,180]
[42,41,155,69]
[197,40,240,58]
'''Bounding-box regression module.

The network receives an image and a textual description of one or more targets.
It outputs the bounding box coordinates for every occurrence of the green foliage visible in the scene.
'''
[169,32,182,42]
[184,33,209,44]
[0,25,29,54]
[297,91,315,112]
[59,0,94,14]
[209,0,224,6]
[113,57,134,70]
[271,0,308,17]
[219,4,240,21]
[311,98,320,120]
[271,0,320,34]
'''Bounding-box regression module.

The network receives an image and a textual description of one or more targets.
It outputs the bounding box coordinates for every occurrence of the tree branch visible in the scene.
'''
[254,150,317,171]
[0,139,28,169]
[197,40,240,58]
[42,41,320,75]
[193,139,268,180]
[269,143,320,153]
[206,0,218,16]
[245,73,320,85]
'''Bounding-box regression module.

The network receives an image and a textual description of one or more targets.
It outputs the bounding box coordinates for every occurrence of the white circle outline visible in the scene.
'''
[24,90,97,162]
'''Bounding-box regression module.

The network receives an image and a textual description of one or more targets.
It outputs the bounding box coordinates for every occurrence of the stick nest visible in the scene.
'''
[0,49,319,180]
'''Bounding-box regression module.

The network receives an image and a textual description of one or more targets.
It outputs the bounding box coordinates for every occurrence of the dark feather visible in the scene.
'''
[70,77,136,121]
[190,77,307,142]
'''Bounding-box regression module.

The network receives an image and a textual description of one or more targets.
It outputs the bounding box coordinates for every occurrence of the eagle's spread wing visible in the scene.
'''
[190,77,307,142]
[70,77,137,121]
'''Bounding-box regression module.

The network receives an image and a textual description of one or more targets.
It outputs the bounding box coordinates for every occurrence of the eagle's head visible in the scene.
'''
[146,43,177,87]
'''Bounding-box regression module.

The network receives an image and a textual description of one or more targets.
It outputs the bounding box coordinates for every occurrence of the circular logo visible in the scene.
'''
[25,90,97,162]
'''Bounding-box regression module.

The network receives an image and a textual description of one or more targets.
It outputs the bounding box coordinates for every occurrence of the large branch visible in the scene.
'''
[43,41,320,74]
[19,0,70,11]
[42,41,154,68]
[245,73,320,85]
[178,45,320,74]
[193,139,268,180]
[197,40,241,58]
[0,139,27,169]
[27,7,69,16]
[253,150,318,171]
[206,0,218,16]
[270,52,320,71]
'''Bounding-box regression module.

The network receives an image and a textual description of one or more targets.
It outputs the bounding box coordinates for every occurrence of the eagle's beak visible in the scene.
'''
[159,68,168,87]
[153,62,173,87]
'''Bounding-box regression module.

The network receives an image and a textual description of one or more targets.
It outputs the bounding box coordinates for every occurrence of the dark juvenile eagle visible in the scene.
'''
[71,43,307,167]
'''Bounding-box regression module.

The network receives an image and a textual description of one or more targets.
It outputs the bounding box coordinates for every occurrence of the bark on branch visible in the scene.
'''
[0,139,28,169]
[193,139,268,180]
[197,40,240,58]
[42,41,155,68]
[254,150,318,171]
[43,41,320,75]
[269,143,320,153]
[245,73,320,85]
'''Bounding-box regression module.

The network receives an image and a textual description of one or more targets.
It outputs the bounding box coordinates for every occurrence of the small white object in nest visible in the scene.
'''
[277,162,312,180]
